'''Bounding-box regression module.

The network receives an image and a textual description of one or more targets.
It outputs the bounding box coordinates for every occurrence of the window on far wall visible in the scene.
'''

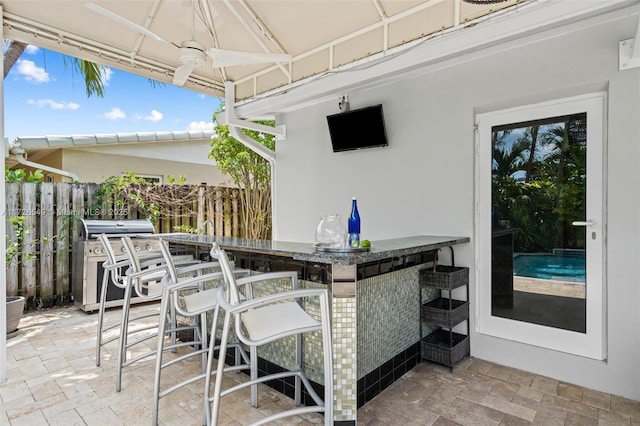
[128,174,162,184]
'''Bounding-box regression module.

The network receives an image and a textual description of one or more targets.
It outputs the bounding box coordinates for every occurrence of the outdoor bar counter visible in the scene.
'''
[161,233,470,424]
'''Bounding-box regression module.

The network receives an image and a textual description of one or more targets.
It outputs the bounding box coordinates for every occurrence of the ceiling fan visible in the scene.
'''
[84,2,292,86]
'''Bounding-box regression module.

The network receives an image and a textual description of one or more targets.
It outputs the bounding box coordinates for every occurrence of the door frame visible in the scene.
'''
[474,92,607,360]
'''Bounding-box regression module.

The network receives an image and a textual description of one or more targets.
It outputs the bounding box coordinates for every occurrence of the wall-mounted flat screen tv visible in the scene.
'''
[326,104,388,152]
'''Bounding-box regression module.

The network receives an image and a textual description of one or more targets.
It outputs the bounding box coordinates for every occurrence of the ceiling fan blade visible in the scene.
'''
[173,64,194,86]
[85,2,168,44]
[207,48,292,68]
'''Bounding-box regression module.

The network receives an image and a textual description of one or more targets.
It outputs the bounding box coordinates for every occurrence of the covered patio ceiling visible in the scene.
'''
[2,0,525,103]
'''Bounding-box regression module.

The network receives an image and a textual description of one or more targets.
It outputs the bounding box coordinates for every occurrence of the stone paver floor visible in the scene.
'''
[2,303,639,425]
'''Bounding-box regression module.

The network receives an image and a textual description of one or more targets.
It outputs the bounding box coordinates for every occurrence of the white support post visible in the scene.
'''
[1,4,9,385]
[216,82,286,143]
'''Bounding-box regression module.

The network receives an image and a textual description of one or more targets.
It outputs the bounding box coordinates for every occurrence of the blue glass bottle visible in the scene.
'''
[348,197,361,247]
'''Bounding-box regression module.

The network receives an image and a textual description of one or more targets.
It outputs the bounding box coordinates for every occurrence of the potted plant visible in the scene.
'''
[6,296,25,334]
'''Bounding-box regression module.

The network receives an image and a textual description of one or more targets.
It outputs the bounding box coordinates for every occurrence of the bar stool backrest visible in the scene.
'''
[156,238,179,284]
[120,236,144,274]
[98,233,126,288]
[211,245,243,306]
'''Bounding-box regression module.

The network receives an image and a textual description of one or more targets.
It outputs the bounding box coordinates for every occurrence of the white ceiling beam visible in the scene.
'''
[3,11,225,94]
[130,0,163,59]
[371,0,389,52]
[199,0,228,82]
[233,0,451,88]
[235,0,289,56]
[296,0,447,64]
[221,0,291,81]
[235,0,640,118]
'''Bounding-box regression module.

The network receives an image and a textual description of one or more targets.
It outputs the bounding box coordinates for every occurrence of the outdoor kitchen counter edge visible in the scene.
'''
[158,234,470,265]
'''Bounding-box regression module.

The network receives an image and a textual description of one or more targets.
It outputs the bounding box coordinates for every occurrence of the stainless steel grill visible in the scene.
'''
[72,219,158,312]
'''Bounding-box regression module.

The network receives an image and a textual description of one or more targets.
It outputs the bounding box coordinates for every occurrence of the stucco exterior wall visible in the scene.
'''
[60,150,229,185]
[24,148,231,185]
[273,16,640,400]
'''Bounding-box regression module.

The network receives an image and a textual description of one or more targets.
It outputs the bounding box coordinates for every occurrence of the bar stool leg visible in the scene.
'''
[199,310,208,372]
[95,269,110,366]
[203,303,221,426]
[115,280,133,392]
[151,287,171,426]
[207,309,232,426]
[295,333,302,406]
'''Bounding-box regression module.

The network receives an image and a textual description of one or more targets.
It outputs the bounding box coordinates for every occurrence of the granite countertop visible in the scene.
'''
[159,233,470,265]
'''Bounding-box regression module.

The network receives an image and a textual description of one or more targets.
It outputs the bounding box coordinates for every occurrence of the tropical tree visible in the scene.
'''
[4,40,106,97]
[208,107,274,239]
[3,40,27,78]
[492,132,527,181]
[492,114,588,253]
[539,116,587,249]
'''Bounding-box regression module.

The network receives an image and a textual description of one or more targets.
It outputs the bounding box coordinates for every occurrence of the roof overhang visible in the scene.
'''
[3,0,532,103]
[232,0,640,118]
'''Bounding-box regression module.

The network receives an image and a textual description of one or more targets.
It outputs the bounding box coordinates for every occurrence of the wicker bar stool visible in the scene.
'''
[205,243,333,426]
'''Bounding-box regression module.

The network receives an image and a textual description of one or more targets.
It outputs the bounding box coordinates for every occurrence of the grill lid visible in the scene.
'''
[79,219,155,240]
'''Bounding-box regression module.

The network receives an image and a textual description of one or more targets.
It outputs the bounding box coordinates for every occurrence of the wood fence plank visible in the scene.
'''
[232,190,239,237]
[5,183,250,306]
[86,183,99,218]
[197,185,205,232]
[20,183,37,305]
[55,183,71,302]
[191,187,197,231]
[207,188,215,234]
[224,193,232,237]
[161,217,171,233]
[6,183,20,296]
[39,182,55,304]
[215,189,223,236]
[72,184,86,242]
[101,185,111,219]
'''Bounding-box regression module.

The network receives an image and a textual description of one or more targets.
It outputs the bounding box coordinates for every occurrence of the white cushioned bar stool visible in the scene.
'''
[117,236,203,392]
[205,243,333,426]
[95,233,193,380]
[151,238,250,426]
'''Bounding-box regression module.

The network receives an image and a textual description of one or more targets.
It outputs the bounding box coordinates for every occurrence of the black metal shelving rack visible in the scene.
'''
[419,247,470,369]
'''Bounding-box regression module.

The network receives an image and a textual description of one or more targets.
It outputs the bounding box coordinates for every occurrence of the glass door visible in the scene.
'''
[476,93,605,360]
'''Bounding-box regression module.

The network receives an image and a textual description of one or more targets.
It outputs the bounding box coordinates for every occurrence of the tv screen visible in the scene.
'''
[326,104,388,152]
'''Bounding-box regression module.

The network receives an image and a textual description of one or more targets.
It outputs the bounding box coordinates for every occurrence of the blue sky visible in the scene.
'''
[4,44,223,142]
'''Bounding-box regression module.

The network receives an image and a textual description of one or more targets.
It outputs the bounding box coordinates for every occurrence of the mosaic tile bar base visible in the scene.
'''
[332,296,358,421]
[164,236,468,425]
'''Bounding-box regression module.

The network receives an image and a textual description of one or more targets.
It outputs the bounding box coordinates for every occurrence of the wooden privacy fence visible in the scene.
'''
[5,182,246,310]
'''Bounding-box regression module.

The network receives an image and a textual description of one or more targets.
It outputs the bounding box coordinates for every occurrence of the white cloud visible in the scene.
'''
[101,67,113,86]
[16,59,50,84]
[144,110,163,122]
[27,99,79,110]
[25,45,39,55]
[103,107,126,120]
[188,120,214,131]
